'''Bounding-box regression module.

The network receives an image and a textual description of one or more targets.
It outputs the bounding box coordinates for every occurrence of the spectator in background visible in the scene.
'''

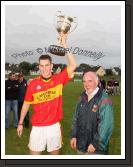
[99,78,106,91]
[113,79,120,95]
[5,72,20,128]
[106,78,114,95]
[18,73,29,128]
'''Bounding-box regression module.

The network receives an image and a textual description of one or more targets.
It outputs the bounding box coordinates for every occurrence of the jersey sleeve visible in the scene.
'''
[58,66,72,85]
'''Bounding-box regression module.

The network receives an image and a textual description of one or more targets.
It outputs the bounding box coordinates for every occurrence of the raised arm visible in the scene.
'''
[59,33,77,76]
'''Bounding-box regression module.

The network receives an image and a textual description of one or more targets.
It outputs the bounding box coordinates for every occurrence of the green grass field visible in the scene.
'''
[5,81,121,155]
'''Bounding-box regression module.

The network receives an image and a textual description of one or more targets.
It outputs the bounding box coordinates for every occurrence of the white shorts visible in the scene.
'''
[28,122,62,152]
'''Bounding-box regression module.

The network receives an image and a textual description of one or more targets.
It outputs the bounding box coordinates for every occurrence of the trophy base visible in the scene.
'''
[48,45,66,56]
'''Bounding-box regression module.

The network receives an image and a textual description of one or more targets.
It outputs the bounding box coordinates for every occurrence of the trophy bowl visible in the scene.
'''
[49,11,77,56]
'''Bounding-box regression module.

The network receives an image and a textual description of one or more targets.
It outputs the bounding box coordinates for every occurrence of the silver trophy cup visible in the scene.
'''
[49,11,77,56]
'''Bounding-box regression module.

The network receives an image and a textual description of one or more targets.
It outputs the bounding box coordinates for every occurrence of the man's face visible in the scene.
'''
[83,73,98,94]
[19,76,23,82]
[10,74,16,81]
[39,59,53,78]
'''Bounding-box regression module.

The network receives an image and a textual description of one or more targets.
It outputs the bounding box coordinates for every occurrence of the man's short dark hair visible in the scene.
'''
[39,55,52,63]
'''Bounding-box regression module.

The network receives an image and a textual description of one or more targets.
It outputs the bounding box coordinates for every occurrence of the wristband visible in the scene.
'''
[18,124,23,126]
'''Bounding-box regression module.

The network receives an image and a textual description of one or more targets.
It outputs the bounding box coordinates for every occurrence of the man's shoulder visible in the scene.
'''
[100,91,112,106]
[27,76,40,85]
[23,78,27,82]
[5,79,10,86]
[101,90,109,98]
[52,67,68,79]
[79,91,87,102]
[5,79,9,83]
[54,67,67,75]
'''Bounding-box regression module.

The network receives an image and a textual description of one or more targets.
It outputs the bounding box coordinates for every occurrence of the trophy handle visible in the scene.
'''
[54,11,64,34]
[54,11,61,31]
[69,17,78,34]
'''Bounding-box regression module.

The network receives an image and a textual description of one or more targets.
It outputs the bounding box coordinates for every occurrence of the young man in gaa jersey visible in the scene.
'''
[17,33,77,155]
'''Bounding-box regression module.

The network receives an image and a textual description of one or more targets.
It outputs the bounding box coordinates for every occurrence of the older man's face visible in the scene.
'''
[83,72,98,94]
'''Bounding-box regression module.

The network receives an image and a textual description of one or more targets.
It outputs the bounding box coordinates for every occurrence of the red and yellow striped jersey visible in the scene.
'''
[24,67,71,126]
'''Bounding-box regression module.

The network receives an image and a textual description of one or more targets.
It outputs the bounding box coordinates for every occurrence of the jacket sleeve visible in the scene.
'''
[5,80,9,91]
[70,97,81,138]
[91,99,114,152]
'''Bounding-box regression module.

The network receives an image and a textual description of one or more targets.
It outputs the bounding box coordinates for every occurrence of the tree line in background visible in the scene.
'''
[5,62,121,76]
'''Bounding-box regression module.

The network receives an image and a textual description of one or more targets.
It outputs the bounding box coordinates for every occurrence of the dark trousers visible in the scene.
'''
[18,101,29,127]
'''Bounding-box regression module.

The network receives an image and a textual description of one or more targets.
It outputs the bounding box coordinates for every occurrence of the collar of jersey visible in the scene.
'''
[40,76,52,82]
